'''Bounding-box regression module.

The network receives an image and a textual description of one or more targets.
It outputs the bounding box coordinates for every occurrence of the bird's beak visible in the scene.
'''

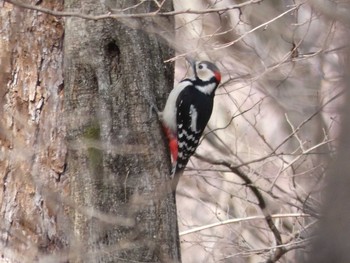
[185,56,196,69]
[185,56,197,76]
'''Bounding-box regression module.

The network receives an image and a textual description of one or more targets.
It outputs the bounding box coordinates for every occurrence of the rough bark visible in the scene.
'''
[0,1,66,261]
[63,1,179,262]
[0,0,180,262]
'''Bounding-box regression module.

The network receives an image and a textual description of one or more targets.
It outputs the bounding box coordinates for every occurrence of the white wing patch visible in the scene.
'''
[161,80,192,133]
[190,104,198,133]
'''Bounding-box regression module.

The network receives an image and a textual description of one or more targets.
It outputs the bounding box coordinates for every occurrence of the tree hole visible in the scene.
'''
[106,41,120,59]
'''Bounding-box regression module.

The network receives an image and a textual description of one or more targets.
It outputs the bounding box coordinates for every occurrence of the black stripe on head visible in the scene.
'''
[185,57,197,78]
[201,61,220,74]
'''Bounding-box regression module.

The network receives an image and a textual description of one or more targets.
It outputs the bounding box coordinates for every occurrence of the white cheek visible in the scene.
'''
[197,70,212,82]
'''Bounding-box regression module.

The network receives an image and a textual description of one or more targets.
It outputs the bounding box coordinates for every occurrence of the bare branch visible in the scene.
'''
[194,154,286,261]
[4,0,263,20]
[214,3,303,50]
[235,90,344,169]
[180,213,311,236]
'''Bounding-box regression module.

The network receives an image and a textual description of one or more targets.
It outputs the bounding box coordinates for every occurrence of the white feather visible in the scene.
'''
[195,83,216,95]
[190,104,198,133]
[162,80,192,133]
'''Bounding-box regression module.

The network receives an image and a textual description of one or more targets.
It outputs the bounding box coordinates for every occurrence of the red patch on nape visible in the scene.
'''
[214,71,221,83]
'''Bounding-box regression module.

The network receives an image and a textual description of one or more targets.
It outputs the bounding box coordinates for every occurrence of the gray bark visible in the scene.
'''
[305,20,350,263]
[63,1,179,262]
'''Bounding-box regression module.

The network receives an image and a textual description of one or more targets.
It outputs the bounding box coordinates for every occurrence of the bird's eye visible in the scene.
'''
[198,64,203,70]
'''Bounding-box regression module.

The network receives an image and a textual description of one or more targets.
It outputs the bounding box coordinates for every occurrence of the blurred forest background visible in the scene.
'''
[0,0,349,262]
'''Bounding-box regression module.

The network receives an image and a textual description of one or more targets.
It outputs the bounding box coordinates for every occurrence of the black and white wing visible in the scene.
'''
[174,87,213,174]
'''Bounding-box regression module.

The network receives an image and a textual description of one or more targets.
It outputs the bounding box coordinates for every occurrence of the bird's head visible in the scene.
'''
[186,58,221,84]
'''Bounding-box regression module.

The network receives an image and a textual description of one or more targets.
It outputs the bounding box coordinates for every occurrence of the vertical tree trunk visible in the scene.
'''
[0,1,66,261]
[0,0,180,262]
[63,1,179,262]
[306,21,350,263]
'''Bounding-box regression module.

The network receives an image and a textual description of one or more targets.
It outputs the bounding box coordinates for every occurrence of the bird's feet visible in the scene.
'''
[143,94,162,122]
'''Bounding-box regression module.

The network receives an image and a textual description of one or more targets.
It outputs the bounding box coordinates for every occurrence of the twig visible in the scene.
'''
[180,213,311,236]
[203,98,264,139]
[234,90,344,169]
[221,237,312,261]
[4,0,263,20]
[194,155,286,261]
[214,3,302,50]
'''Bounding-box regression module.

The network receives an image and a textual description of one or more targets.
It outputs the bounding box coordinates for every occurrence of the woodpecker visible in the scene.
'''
[160,59,221,178]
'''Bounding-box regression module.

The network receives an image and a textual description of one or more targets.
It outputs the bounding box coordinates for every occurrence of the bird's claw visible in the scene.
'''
[149,104,160,120]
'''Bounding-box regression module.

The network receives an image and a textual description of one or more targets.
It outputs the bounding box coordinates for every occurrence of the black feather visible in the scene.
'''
[174,83,215,174]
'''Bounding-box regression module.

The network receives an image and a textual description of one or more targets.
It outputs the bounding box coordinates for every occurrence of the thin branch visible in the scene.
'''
[4,0,263,20]
[221,237,312,261]
[201,98,263,141]
[220,44,348,90]
[234,90,344,169]
[194,154,286,260]
[180,213,311,236]
[214,3,303,50]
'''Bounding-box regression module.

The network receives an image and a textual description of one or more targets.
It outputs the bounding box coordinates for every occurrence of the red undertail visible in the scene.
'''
[162,125,178,162]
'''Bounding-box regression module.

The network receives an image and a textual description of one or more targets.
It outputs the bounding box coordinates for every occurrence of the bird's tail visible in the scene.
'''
[170,163,184,190]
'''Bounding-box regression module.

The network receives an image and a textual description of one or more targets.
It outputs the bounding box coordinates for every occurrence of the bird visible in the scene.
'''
[159,58,221,184]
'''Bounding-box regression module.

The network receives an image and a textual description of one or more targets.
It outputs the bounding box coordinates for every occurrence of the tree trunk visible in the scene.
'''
[0,1,66,261]
[0,0,180,262]
[63,1,179,262]
[305,20,350,263]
